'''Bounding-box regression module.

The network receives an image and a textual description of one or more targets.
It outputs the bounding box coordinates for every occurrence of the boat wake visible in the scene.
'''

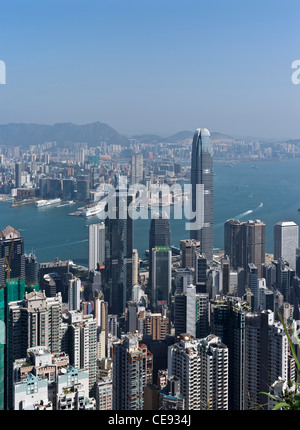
[234,202,263,220]
[215,203,263,229]
[235,209,253,219]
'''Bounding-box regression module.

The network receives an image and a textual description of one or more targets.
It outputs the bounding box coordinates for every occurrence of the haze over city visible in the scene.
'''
[0,0,299,139]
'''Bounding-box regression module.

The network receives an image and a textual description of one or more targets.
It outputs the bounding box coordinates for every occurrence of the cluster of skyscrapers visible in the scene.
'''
[1,127,300,411]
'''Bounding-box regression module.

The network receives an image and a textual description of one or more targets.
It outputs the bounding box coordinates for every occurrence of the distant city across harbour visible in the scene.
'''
[1,159,300,267]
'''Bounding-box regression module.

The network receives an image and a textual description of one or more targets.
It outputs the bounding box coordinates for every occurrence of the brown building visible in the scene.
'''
[142,313,170,341]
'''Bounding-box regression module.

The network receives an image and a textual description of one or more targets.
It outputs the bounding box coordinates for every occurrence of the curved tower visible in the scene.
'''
[190,128,213,262]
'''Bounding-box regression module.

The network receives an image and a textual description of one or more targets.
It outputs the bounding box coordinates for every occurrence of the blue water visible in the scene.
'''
[1,159,300,266]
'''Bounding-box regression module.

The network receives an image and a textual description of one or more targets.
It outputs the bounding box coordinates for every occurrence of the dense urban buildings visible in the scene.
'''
[0,123,299,412]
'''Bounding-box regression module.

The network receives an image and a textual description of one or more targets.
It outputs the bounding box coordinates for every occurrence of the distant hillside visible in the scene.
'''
[131,130,236,144]
[0,122,129,147]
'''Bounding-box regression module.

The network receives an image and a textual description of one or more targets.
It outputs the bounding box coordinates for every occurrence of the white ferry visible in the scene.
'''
[80,202,106,217]
[35,198,61,208]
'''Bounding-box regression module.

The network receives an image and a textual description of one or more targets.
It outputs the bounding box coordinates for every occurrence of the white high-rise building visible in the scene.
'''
[274,221,299,270]
[88,222,105,272]
[198,335,229,410]
[132,248,139,285]
[68,276,81,311]
[68,312,97,398]
[130,153,143,185]
[168,333,228,410]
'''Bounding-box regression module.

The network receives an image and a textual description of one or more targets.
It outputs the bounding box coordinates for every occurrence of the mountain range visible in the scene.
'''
[0,121,237,148]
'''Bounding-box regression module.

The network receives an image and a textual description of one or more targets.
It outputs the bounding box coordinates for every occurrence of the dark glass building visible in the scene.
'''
[190,128,214,262]
[105,185,133,315]
[148,216,171,288]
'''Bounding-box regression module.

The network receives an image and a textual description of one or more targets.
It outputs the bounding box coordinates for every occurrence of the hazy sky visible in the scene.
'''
[0,0,299,138]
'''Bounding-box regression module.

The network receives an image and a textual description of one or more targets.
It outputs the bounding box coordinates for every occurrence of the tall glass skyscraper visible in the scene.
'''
[148,216,171,288]
[105,185,133,315]
[190,128,214,262]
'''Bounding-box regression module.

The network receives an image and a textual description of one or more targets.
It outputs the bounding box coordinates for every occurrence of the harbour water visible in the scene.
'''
[1,159,300,266]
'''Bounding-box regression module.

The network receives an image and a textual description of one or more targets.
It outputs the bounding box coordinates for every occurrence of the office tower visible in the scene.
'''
[24,253,38,286]
[198,335,229,410]
[125,301,139,333]
[267,315,289,389]
[224,219,266,278]
[112,334,152,410]
[159,376,185,410]
[274,221,299,271]
[244,311,269,410]
[95,297,108,360]
[274,258,295,303]
[180,239,200,269]
[263,289,275,312]
[224,219,244,270]
[67,312,97,397]
[105,185,133,315]
[15,162,23,188]
[243,220,265,278]
[174,287,209,339]
[149,217,171,287]
[236,267,245,298]
[207,267,222,299]
[108,315,119,338]
[39,178,62,199]
[248,263,259,312]
[210,296,251,410]
[88,223,105,272]
[190,128,214,262]
[257,278,267,311]
[130,153,143,184]
[62,179,75,200]
[7,291,62,409]
[263,262,277,288]
[174,268,194,294]
[0,226,25,286]
[96,377,112,410]
[194,251,207,293]
[132,249,139,285]
[68,276,81,311]
[151,246,172,310]
[131,284,144,302]
[76,179,90,202]
[221,256,230,296]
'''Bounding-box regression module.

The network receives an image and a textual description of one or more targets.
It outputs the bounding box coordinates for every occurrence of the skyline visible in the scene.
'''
[0,0,299,139]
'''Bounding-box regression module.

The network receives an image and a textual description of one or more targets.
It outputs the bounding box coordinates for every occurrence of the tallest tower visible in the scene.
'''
[190,128,214,262]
